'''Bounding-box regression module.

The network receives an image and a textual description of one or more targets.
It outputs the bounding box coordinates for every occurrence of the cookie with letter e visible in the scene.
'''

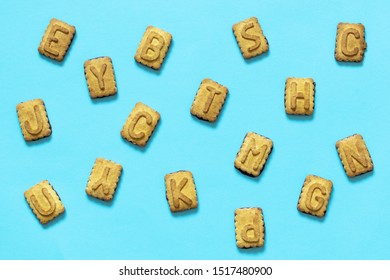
[235,207,265,248]
[336,134,373,177]
[190,78,228,122]
[165,171,198,212]
[134,26,172,70]
[297,175,333,218]
[84,57,117,98]
[234,132,273,177]
[121,102,160,147]
[24,180,65,224]
[38,18,76,62]
[284,78,315,115]
[232,17,269,59]
[335,23,366,62]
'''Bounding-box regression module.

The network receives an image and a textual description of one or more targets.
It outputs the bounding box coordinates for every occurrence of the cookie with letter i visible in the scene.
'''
[297,175,333,217]
[24,180,65,224]
[134,26,172,70]
[84,57,117,98]
[234,132,273,177]
[336,134,373,177]
[16,98,52,141]
[165,171,198,212]
[121,102,160,147]
[38,18,76,61]
[86,158,123,201]
[235,208,265,248]
[190,78,228,122]
[335,23,366,62]
[233,17,269,59]
[285,77,315,115]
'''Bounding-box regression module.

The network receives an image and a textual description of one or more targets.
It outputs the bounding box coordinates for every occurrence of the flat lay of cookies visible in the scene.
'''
[0,0,389,260]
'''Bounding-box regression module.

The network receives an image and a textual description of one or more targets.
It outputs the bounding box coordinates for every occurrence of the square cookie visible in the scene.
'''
[84,57,117,98]
[285,77,315,115]
[16,98,52,141]
[24,180,65,224]
[121,102,160,147]
[336,134,373,177]
[234,132,273,177]
[86,158,122,201]
[335,23,366,62]
[232,17,269,59]
[297,175,333,217]
[134,26,172,70]
[165,171,198,212]
[38,18,76,61]
[190,78,228,122]
[235,207,265,248]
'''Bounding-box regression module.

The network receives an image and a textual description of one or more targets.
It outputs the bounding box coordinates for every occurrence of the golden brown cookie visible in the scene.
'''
[165,171,198,212]
[285,78,315,115]
[335,23,366,62]
[16,98,52,141]
[190,78,228,122]
[121,102,160,147]
[134,26,172,70]
[336,134,373,177]
[24,180,65,224]
[84,57,117,98]
[86,158,122,201]
[297,175,333,217]
[234,132,273,177]
[38,18,76,61]
[235,207,264,248]
[232,17,269,59]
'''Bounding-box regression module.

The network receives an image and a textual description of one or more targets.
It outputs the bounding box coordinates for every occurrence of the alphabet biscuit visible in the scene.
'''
[335,23,366,62]
[38,18,76,62]
[285,78,315,115]
[235,207,265,248]
[165,171,198,212]
[84,57,117,98]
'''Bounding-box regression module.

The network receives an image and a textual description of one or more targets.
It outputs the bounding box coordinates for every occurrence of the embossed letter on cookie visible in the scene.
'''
[335,23,366,62]
[165,171,198,212]
[235,208,265,248]
[297,175,333,217]
[86,158,122,201]
[24,180,65,224]
[16,98,52,141]
[190,78,228,122]
[234,132,273,177]
[285,77,315,115]
[134,26,172,70]
[232,17,269,59]
[84,57,117,98]
[121,102,160,147]
[38,18,76,62]
[336,134,373,177]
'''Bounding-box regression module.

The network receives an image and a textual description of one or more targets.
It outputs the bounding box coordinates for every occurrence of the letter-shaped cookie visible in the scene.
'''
[235,208,265,248]
[297,175,333,217]
[165,171,198,212]
[285,78,315,115]
[134,26,172,70]
[38,18,76,61]
[16,98,52,141]
[24,180,65,224]
[234,132,273,177]
[233,17,269,59]
[86,158,122,201]
[190,78,228,122]
[84,57,117,98]
[335,23,366,62]
[336,134,373,177]
[121,102,160,147]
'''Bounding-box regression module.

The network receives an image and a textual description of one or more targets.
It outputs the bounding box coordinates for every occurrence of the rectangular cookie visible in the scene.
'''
[165,171,198,212]
[235,207,265,248]
[84,56,117,98]
[285,77,315,115]
[335,23,366,62]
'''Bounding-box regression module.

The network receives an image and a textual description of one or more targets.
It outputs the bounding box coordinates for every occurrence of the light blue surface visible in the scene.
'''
[0,0,389,260]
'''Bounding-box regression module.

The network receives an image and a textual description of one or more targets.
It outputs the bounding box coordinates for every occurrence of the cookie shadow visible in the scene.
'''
[237,245,266,254]
[336,60,364,68]
[42,211,66,229]
[25,135,52,146]
[286,113,314,122]
[134,40,174,75]
[37,32,77,66]
[171,207,199,217]
[298,211,326,223]
[244,49,270,65]
[347,170,374,183]
[90,93,118,104]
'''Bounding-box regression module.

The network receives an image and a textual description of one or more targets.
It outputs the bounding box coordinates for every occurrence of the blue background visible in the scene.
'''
[0,0,389,259]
